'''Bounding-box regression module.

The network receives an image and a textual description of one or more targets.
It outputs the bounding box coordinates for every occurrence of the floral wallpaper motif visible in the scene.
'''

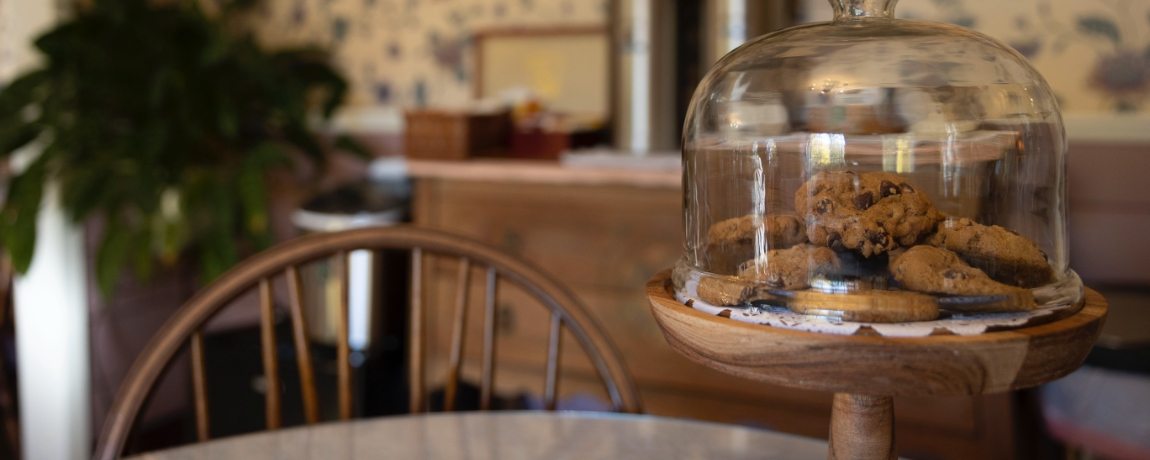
[801,0,1150,114]
[0,0,10,84]
[251,0,608,108]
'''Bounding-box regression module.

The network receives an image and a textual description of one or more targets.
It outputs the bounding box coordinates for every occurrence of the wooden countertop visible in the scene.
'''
[405,158,681,189]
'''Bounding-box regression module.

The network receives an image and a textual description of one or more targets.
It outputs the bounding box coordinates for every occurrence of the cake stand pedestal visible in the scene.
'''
[646,270,1107,459]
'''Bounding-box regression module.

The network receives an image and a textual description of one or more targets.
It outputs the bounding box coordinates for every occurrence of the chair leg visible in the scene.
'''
[0,258,18,458]
[0,346,18,458]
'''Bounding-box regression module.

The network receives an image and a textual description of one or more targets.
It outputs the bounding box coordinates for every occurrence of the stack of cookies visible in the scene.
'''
[698,170,1054,322]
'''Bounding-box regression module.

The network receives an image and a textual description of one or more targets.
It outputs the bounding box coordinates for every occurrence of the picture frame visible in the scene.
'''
[472,26,612,121]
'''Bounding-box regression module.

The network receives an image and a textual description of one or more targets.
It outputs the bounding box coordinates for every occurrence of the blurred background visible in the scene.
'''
[0,0,1147,459]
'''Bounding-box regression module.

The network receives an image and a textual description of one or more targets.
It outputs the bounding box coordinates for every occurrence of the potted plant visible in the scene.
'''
[0,0,361,293]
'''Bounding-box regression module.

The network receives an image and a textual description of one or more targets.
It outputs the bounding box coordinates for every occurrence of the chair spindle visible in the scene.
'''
[285,266,320,423]
[408,248,426,413]
[544,311,562,410]
[480,267,498,410]
[258,278,281,429]
[335,251,352,420]
[190,330,210,442]
[445,258,471,412]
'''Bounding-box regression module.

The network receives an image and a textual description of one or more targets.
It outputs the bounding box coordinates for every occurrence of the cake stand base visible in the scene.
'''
[830,394,894,459]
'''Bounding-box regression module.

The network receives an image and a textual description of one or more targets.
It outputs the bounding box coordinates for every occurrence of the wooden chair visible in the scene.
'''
[94,225,641,459]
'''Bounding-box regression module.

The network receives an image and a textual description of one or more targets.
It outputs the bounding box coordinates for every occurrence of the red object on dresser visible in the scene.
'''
[508,128,609,160]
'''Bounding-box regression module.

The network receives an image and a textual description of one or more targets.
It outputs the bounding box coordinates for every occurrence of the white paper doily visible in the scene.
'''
[675,270,1083,338]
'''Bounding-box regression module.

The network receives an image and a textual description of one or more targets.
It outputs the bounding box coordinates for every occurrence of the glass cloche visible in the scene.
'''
[675,0,1083,324]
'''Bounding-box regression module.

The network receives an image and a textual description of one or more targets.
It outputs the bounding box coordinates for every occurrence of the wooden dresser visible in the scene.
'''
[409,159,1021,460]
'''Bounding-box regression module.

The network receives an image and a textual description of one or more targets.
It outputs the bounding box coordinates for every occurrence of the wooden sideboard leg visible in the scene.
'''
[829,393,895,460]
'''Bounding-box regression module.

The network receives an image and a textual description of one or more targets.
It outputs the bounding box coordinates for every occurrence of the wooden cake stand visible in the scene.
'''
[646,270,1108,459]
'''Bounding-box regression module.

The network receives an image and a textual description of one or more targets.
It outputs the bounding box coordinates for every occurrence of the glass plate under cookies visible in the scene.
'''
[674,265,1084,337]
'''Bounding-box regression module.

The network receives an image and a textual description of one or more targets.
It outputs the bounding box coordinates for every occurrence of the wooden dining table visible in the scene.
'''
[126,411,828,459]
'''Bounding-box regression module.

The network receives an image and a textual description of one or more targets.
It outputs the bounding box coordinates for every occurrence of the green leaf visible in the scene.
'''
[154,216,187,266]
[247,141,291,168]
[0,122,42,157]
[198,246,226,284]
[272,48,347,117]
[133,227,155,279]
[334,134,371,159]
[0,69,49,114]
[238,144,275,238]
[1,158,48,273]
[206,182,239,281]
[200,30,231,66]
[217,97,239,139]
[147,67,174,109]
[283,123,325,161]
[200,226,238,283]
[96,220,133,295]
[223,0,260,14]
[1077,16,1121,44]
[58,165,108,222]
[147,187,188,267]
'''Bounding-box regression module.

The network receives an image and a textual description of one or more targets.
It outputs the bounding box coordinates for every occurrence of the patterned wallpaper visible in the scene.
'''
[0,0,9,83]
[801,0,1150,114]
[267,0,1150,115]
[251,0,609,108]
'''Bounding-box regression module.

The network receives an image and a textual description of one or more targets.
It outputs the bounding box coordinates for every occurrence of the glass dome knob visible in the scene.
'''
[833,0,897,20]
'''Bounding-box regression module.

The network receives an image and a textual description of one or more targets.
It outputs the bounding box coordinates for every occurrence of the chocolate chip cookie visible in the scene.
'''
[705,214,807,273]
[795,171,943,257]
[926,217,1053,288]
[737,244,841,290]
[779,289,940,323]
[696,276,756,306]
[891,245,1035,311]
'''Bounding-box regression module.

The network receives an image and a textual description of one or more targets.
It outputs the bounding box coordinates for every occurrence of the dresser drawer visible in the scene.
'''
[414,179,681,291]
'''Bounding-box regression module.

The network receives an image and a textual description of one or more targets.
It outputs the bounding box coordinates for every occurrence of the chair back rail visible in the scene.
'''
[94,226,640,460]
